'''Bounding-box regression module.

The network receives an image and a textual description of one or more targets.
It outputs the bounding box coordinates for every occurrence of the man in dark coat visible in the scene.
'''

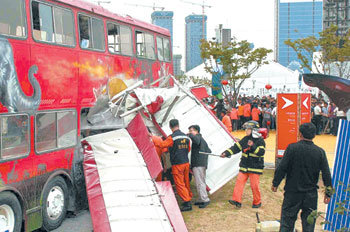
[188,125,211,208]
[272,123,332,232]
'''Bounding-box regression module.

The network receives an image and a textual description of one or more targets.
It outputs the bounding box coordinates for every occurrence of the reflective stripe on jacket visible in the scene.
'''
[224,135,265,174]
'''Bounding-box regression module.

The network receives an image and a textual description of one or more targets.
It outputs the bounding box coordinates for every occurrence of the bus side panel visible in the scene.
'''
[108,54,135,87]
[77,51,110,106]
[0,37,32,113]
[30,43,78,110]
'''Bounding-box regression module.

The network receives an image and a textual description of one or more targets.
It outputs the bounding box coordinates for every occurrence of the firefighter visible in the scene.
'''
[159,119,193,211]
[220,120,266,208]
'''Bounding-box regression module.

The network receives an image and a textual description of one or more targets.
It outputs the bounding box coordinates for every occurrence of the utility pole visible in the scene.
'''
[182,0,212,39]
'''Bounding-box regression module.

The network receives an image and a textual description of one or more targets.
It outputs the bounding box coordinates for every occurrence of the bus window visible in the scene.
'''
[136,30,155,59]
[53,7,75,46]
[0,0,26,37]
[163,38,171,62]
[145,33,155,60]
[156,37,164,61]
[156,37,171,62]
[35,112,57,153]
[107,23,120,54]
[135,31,145,57]
[32,2,55,43]
[92,18,104,50]
[35,110,77,153]
[78,15,91,49]
[32,1,75,46]
[1,114,29,159]
[78,14,105,51]
[120,26,132,56]
[57,111,77,148]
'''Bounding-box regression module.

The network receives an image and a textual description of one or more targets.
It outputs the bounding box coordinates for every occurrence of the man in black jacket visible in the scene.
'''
[272,123,332,232]
[220,120,266,208]
[188,125,211,208]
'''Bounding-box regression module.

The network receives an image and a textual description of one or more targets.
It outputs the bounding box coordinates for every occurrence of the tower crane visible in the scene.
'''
[94,1,111,6]
[125,3,165,11]
[181,0,212,39]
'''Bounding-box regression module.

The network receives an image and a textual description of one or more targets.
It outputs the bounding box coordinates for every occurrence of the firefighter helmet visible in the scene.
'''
[242,120,260,130]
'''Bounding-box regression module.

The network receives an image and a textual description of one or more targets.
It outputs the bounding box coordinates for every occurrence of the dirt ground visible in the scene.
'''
[182,131,336,232]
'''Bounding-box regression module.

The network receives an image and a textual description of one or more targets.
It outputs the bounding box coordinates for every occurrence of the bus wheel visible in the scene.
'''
[0,192,22,232]
[42,176,68,231]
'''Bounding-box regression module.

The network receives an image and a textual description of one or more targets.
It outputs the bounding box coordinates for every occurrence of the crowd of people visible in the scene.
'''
[150,117,332,232]
[203,94,348,136]
[144,90,349,231]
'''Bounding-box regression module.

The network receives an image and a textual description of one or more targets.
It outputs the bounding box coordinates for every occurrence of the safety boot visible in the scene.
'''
[180,201,192,212]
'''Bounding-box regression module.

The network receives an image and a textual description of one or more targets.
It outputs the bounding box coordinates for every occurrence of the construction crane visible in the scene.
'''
[125,3,165,11]
[181,0,212,39]
[94,1,111,6]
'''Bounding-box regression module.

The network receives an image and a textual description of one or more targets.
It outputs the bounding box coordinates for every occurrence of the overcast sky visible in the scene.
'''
[86,0,275,65]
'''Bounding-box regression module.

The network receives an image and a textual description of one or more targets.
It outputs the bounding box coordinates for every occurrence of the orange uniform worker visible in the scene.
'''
[150,134,168,181]
[221,110,232,132]
[220,121,266,208]
[230,107,239,131]
[243,101,252,123]
[238,103,244,129]
[159,119,193,211]
[251,106,260,123]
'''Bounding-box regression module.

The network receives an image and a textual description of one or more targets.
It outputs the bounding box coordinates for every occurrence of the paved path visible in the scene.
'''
[33,210,93,232]
[52,210,93,232]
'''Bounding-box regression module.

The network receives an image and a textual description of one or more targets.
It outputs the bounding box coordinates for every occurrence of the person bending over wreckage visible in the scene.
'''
[159,119,193,212]
[220,120,266,209]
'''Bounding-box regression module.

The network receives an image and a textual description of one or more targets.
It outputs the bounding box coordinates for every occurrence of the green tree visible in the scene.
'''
[200,39,272,106]
[307,184,350,231]
[285,25,350,79]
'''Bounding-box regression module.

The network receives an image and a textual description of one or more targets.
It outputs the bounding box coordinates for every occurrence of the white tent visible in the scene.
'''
[185,61,316,97]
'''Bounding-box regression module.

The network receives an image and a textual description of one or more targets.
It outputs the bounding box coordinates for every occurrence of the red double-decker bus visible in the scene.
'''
[0,0,173,231]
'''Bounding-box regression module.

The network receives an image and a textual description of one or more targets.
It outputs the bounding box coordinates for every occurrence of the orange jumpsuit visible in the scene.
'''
[222,115,232,132]
[151,135,168,181]
[252,108,260,122]
[159,131,192,202]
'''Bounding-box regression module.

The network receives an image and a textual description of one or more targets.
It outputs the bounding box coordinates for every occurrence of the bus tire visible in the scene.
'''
[42,176,68,231]
[0,191,22,232]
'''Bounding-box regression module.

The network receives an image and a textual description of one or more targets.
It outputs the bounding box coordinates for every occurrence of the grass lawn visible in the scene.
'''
[182,169,328,232]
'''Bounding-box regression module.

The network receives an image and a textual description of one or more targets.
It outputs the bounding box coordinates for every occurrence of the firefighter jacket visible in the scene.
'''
[160,130,190,166]
[223,135,265,174]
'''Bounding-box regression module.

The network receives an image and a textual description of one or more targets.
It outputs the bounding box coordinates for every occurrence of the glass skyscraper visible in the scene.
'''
[173,54,183,76]
[151,11,174,47]
[275,0,323,71]
[185,15,207,72]
[324,0,350,36]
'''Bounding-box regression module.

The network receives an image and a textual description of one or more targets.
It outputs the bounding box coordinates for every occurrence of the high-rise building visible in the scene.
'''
[185,14,207,72]
[324,0,350,36]
[274,0,323,71]
[173,54,183,76]
[214,24,232,46]
[151,11,174,46]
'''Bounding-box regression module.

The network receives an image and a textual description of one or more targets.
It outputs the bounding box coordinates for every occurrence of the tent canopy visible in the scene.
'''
[185,61,316,96]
